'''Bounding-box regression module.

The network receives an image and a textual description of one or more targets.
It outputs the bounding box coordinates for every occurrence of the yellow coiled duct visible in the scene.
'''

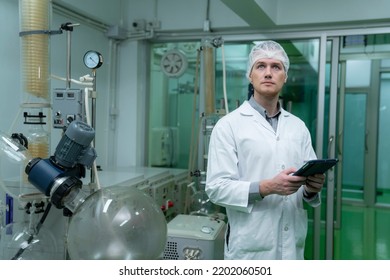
[20,0,50,100]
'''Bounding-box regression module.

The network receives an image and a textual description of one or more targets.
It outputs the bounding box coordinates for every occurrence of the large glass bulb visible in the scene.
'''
[0,131,35,198]
[67,185,167,260]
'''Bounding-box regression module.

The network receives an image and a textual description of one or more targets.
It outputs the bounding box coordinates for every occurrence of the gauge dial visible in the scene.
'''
[83,50,103,69]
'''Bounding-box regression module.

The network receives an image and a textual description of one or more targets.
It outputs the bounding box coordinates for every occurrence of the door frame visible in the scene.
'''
[323,37,339,260]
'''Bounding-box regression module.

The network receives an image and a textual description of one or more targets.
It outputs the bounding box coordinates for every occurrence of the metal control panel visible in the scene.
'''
[52,88,85,129]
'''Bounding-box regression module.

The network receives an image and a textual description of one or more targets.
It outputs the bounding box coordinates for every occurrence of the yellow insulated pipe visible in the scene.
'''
[19,0,50,101]
[19,0,51,169]
[203,45,215,115]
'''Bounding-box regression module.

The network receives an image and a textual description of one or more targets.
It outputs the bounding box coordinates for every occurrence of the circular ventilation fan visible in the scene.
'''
[160,49,188,78]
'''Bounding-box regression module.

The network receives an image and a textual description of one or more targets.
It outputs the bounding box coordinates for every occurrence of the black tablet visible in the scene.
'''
[293,159,339,176]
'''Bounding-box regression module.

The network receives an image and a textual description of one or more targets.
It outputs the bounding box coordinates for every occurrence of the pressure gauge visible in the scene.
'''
[83,50,103,69]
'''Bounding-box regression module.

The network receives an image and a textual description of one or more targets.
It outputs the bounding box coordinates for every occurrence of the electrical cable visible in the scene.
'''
[51,74,93,86]
[221,44,229,113]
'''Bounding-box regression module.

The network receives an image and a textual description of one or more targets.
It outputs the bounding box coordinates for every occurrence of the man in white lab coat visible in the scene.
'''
[205,41,325,260]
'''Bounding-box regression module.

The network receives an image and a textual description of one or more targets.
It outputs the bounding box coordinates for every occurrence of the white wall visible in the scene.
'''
[0,0,22,134]
[53,0,124,26]
[114,39,149,167]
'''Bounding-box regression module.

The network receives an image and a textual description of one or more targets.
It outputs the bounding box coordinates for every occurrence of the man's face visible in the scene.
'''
[249,58,287,99]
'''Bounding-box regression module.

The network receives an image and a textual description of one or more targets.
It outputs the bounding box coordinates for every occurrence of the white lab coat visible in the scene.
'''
[205,101,320,260]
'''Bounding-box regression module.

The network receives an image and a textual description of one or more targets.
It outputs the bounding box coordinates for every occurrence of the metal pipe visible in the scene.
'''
[325,36,340,260]
[66,29,71,89]
[90,70,97,184]
[313,33,327,260]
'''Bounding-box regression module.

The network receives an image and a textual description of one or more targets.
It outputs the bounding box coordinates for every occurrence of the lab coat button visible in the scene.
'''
[276,136,280,141]
[284,225,289,231]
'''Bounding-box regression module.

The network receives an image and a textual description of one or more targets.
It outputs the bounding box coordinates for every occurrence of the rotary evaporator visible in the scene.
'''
[0,0,167,260]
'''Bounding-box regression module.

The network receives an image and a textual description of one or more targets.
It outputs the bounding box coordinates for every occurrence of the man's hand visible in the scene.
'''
[304,173,326,195]
[260,168,307,197]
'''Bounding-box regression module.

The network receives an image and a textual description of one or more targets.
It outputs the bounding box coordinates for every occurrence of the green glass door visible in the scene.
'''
[376,72,390,204]
[330,52,390,259]
[338,59,390,207]
[341,91,367,201]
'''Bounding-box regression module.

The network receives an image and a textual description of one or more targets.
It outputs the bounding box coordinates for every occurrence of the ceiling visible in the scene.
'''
[220,0,390,31]
[51,0,390,38]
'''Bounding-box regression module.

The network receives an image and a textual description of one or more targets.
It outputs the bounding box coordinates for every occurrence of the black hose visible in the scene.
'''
[11,202,52,260]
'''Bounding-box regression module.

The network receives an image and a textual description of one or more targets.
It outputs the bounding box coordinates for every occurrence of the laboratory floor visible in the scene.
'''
[306,205,390,260]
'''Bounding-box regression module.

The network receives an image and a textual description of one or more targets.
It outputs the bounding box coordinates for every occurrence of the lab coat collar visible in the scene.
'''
[239,100,290,118]
[238,101,290,134]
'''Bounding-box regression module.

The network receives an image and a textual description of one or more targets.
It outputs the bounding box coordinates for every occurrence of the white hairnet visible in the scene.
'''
[246,41,290,80]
